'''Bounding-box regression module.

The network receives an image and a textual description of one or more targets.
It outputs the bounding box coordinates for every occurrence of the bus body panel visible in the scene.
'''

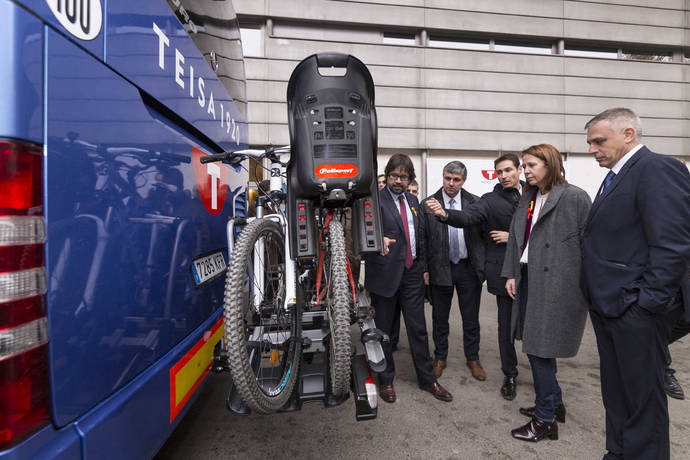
[12,0,105,60]
[75,310,223,460]
[105,2,248,153]
[44,22,243,427]
[1,0,248,456]
[0,423,80,460]
[0,0,43,143]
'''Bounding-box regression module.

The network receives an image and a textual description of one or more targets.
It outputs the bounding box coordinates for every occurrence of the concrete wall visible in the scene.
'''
[232,0,689,198]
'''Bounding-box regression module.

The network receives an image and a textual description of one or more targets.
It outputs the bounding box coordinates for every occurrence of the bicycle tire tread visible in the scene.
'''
[224,218,301,414]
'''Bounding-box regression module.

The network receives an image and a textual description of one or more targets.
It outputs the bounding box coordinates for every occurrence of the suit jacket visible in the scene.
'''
[444,182,522,296]
[581,146,690,318]
[364,187,425,297]
[420,188,485,287]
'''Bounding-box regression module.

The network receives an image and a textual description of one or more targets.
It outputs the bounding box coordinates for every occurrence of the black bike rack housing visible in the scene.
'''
[285,52,384,259]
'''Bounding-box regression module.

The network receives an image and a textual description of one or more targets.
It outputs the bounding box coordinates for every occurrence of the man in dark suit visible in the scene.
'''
[364,154,453,403]
[421,161,486,382]
[426,153,523,399]
[662,268,690,400]
[581,108,690,460]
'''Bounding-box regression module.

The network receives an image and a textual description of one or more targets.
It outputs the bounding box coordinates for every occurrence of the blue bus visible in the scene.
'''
[1,1,248,458]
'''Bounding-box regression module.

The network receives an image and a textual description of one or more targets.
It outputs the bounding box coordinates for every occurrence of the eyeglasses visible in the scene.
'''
[389,173,409,182]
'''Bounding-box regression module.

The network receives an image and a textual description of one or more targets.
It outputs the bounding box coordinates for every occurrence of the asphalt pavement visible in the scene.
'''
[155,287,690,459]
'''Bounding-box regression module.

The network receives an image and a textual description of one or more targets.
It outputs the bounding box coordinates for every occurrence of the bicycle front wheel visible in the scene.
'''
[224,218,301,414]
[324,219,352,396]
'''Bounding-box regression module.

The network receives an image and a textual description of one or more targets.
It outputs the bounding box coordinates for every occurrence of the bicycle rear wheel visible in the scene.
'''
[224,218,301,414]
[324,219,352,396]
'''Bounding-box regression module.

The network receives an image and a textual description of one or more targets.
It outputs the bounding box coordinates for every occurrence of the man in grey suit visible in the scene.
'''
[581,108,690,460]
[422,161,486,381]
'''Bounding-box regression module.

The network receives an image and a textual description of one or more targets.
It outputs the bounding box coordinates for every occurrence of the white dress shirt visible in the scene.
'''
[443,190,468,260]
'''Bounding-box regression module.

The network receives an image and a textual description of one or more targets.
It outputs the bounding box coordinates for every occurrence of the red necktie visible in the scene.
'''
[398,195,414,269]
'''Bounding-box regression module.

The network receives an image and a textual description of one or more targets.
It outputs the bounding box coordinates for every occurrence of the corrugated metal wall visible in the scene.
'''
[232,0,689,196]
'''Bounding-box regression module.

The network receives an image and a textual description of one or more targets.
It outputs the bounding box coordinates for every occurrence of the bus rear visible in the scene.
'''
[0,1,247,458]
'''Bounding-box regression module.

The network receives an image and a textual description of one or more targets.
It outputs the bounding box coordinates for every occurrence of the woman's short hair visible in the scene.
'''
[521,144,567,192]
[384,154,416,182]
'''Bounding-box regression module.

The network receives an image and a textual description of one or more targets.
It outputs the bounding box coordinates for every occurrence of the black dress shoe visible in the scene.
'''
[379,384,396,403]
[665,368,685,400]
[511,416,558,442]
[519,403,565,423]
[500,376,516,401]
[420,382,453,402]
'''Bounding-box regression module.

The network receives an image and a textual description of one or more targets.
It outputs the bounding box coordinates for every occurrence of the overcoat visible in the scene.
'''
[501,182,591,358]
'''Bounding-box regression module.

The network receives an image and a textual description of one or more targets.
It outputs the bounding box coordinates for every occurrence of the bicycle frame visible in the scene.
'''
[225,148,296,314]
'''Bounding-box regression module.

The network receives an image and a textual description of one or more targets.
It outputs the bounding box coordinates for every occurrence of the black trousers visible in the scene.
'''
[496,294,518,378]
[663,305,690,367]
[390,302,401,347]
[371,261,435,386]
[590,297,681,460]
[430,259,482,362]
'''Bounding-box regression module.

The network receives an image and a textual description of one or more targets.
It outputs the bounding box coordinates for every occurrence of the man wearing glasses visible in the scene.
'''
[422,161,486,382]
[364,154,453,404]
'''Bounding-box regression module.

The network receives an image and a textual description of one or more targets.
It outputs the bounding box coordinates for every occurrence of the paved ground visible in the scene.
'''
[155,287,690,459]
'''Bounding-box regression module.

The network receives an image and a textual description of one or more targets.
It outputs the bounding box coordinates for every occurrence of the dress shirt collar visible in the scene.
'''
[611,144,643,174]
[442,189,461,207]
[386,185,403,201]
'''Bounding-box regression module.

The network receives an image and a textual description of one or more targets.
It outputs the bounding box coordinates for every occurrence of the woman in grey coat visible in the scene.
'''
[501,144,591,442]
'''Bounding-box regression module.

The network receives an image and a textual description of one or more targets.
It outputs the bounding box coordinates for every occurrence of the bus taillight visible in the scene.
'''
[0,140,50,449]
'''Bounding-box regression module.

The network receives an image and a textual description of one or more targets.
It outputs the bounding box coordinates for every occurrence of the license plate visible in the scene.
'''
[191,250,227,287]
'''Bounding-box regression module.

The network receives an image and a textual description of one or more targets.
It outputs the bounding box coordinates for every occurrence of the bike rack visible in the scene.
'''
[218,52,387,421]
[223,305,386,421]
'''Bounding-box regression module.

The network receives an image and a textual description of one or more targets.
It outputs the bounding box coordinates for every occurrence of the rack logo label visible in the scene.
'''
[193,146,229,215]
[46,0,102,41]
[315,164,359,178]
[481,170,497,180]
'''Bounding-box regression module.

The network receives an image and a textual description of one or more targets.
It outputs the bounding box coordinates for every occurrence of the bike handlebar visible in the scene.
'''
[199,146,290,165]
[200,152,232,164]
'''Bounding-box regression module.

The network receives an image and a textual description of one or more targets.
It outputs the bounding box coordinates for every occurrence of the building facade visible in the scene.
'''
[232,0,689,197]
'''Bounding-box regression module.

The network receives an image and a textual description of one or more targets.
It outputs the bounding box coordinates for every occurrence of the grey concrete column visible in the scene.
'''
[421,150,428,198]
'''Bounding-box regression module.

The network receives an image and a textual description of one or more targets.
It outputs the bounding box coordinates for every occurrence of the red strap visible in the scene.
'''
[522,189,538,252]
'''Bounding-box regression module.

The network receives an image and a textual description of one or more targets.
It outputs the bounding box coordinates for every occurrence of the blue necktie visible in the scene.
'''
[599,170,616,195]
[448,198,460,264]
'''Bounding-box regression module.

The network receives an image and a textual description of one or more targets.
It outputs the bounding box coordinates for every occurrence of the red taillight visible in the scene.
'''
[0,346,50,448]
[0,141,43,215]
[0,139,49,449]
